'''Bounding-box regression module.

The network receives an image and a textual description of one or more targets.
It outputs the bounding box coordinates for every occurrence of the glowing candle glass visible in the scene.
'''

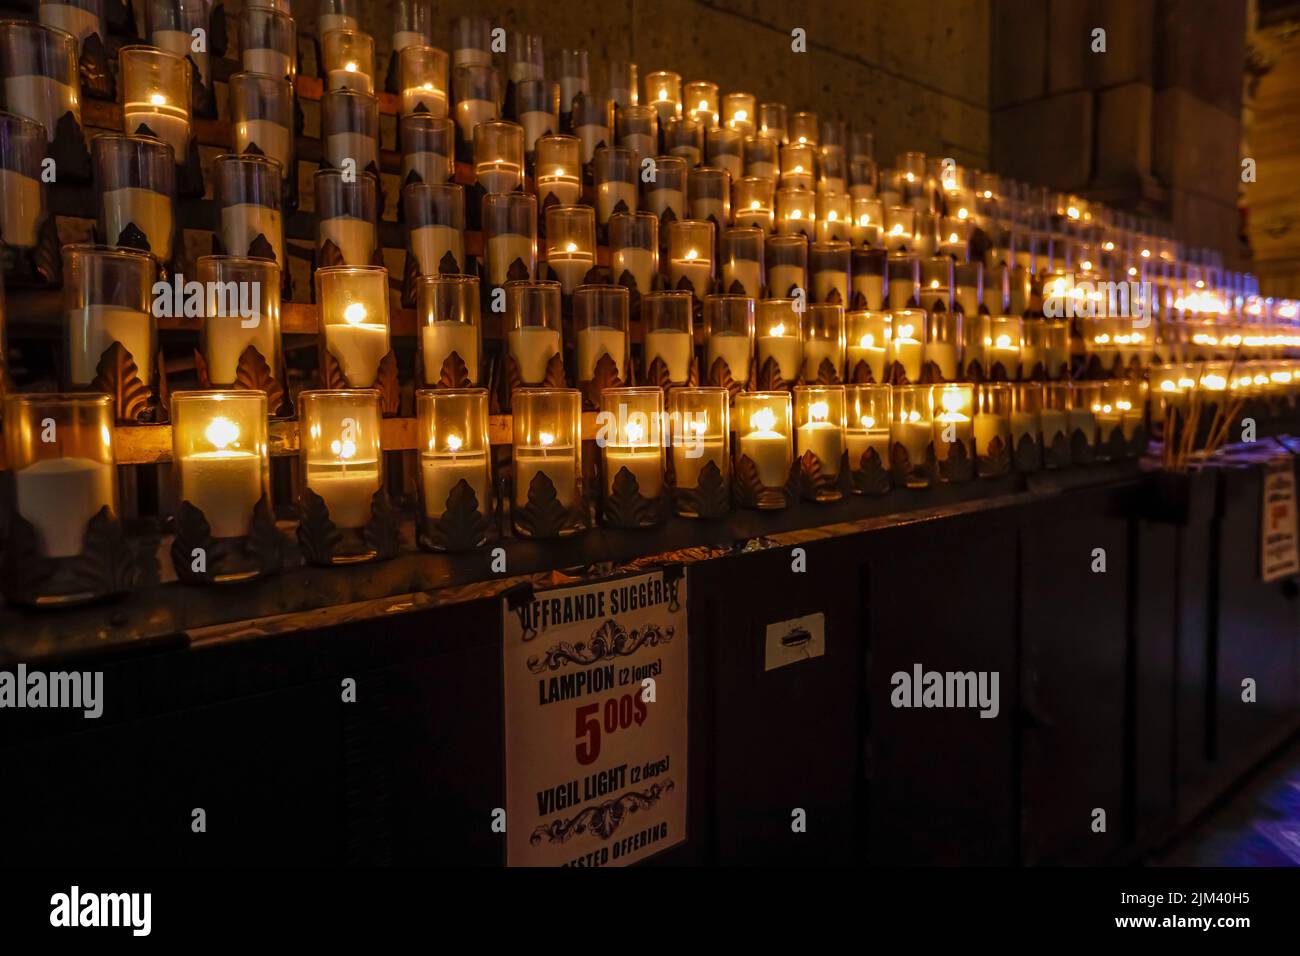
[802,303,846,382]
[734,175,775,233]
[120,45,189,160]
[886,252,919,310]
[534,133,581,205]
[759,102,787,144]
[706,127,743,181]
[688,165,731,225]
[63,244,155,388]
[593,146,638,223]
[572,90,611,164]
[816,191,851,242]
[704,293,755,390]
[925,308,962,382]
[777,186,815,237]
[756,298,802,383]
[545,204,596,294]
[608,210,658,293]
[819,144,847,195]
[600,386,666,514]
[765,233,806,298]
[474,119,523,193]
[1067,381,1101,453]
[0,21,80,144]
[315,167,377,265]
[643,290,693,385]
[920,255,954,313]
[240,6,296,78]
[790,111,818,146]
[506,279,563,384]
[322,29,373,94]
[512,387,583,535]
[316,265,390,386]
[795,384,846,497]
[684,79,717,127]
[892,384,933,488]
[932,383,973,477]
[1040,382,1071,466]
[404,180,464,275]
[846,309,890,383]
[198,255,280,388]
[954,260,984,317]
[417,387,491,545]
[721,226,764,298]
[722,91,755,135]
[974,382,1012,475]
[888,308,925,382]
[779,143,815,191]
[667,218,715,298]
[171,389,269,544]
[666,115,704,166]
[323,87,378,172]
[1011,382,1045,468]
[517,79,559,154]
[0,112,48,250]
[884,204,916,252]
[645,70,681,125]
[417,273,480,385]
[852,247,886,309]
[643,154,687,226]
[744,134,779,182]
[575,284,630,384]
[669,387,729,512]
[967,314,1022,380]
[299,390,383,549]
[93,133,174,260]
[453,63,500,143]
[399,43,449,117]
[845,383,891,478]
[483,191,536,289]
[735,391,793,499]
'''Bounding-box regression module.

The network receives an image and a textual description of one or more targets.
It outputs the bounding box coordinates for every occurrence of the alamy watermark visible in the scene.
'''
[0,664,103,718]
[890,663,1000,718]
[593,404,709,458]
[1043,275,1153,327]
[151,273,262,327]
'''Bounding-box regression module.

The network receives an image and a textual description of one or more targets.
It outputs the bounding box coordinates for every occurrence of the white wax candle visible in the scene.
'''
[410,223,463,274]
[853,274,884,309]
[897,419,932,464]
[308,460,381,528]
[734,208,771,233]
[154,28,210,86]
[673,438,726,489]
[605,447,663,497]
[925,341,959,379]
[921,287,949,312]
[668,256,711,294]
[243,48,292,78]
[421,320,478,382]
[508,326,562,382]
[1010,411,1038,443]
[691,197,727,224]
[643,186,684,221]
[15,457,113,558]
[802,339,841,380]
[577,325,625,380]
[402,86,448,117]
[68,305,152,385]
[645,328,692,382]
[576,124,609,163]
[235,119,292,176]
[478,161,521,194]
[328,67,372,94]
[1039,409,1068,443]
[487,233,533,287]
[222,203,284,264]
[40,4,101,44]
[325,321,389,385]
[974,413,1009,456]
[620,132,655,162]
[455,47,492,68]
[756,333,801,379]
[6,74,78,143]
[558,77,584,111]
[536,171,581,206]
[797,421,843,474]
[955,285,982,317]
[182,450,262,538]
[205,309,276,385]
[738,429,789,487]
[1066,409,1096,444]
[422,452,489,516]
[768,264,804,297]
[612,246,655,291]
[325,131,377,173]
[0,168,41,247]
[846,338,887,381]
[403,150,452,184]
[708,331,751,383]
[596,180,637,222]
[987,347,1021,377]
[712,153,742,180]
[846,431,891,470]
[889,337,923,381]
[456,97,497,141]
[550,251,594,293]
[318,13,358,32]
[813,269,848,304]
[722,259,762,296]
[393,31,427,52]
[515,447,576,506]
[125,107,189,161]
[888,280,915,311]
[291,205,354,277]
[519,110,556,151]
[104,186,174,258]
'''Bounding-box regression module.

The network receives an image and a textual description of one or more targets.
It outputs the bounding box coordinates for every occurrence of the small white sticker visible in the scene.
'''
[764,612,825,671]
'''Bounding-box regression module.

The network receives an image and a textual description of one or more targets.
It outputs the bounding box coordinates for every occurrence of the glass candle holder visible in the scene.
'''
[852,247,886,309]
[575,284,630,384]
[474,119,523,193]
[404,180,465,275]
[417,386,491,546]
[643,154,686,225]
[616,103,657,165]
[608,60,637,107]
[720,226,764,298]
[453,63,500,143]
[684,79,718,127]
[230,73,293,188]
[734,175,775,233]
[599,386,665,515]
[846,309,890,383]
[146,0,211,87]
[558,48,589,112]
[795,384,847,493]
[316,265,390,386]
[240,6,296,78]
[1011,381,1044,466]
[667,218,715,297]
[779,143,815,191]
[932,382,973,474]
[721,91,755,135]
[758,102,787,144]
[849,155,878,198]
[642,290,693,385]
[748,137,774,184]
[924,308,962,381]
[3,393,122,603]
[506,279,563,384]
[974,382,1012,475]
[914,211,941,257]
[816,191,851,242]
[776,186,815,236]
[888,307,925,382]
[593,146,637,223]
[1095,379,1140,452]
[703,293,754,391]
[938,215,970,260]
[315,167,377,265]
[171,389,269,545]
[517,79,559,154]
[919,255,953,312]
[1039,382,1071,466]
[93,133,174,260]
[417,273,480,384]
[735,390,793,500]
[321,28,372,94]
[534,133,581,206]
[706,127,743,181]
[323,88,378,172]
[0,112,48,249]
[1067,381,1101,457]
[809,240,850,305]
[968,314,1022,380]
[790,110,818,145]
[845,383,891,478]
[399,43,449,117]
[688,166,730,225]
[317,0,359,35]
[63,244,155,388]
[509,31,544,84]
[765,233,806,298]
[120,45,189,160]
[483,191,536,288]
[891,384,932,488]
[755,298,802,383]
[819,144,847,195]
[512,387,583,535]
[645,70,681,124]
[450,13,490,69]
[572,90,612,164]
[954,260,983,317]
[665,115,704,166]
[298,390,383,554]
[197,254,280,388]
[609,210,658,293]
[669,387,729,513]
[40,0,104,51]
[802,303,846,382]
[545,204,596,294]
[393,0,434,54]
[886,252,919,310]
[884,204,916,252]
[0,21,79,144]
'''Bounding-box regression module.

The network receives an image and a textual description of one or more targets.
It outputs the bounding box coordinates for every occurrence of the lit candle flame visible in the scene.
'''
[205,416,239,450]
[859,333,874,348]
[770,323,785,337]
[956,209,968,220]
[625,421,645,443]
[827,211,838,222]
[994,334,1013,349]
[150,92,166,106]
[789,209,802,219]
[345,61,358,73]
[809,401,829,422]
[344,302,368,325]
[751,200,762,210]
[685,248,698,260]
[750,407,777,432]
[539,431,555,446]
[897,323,914,338]
[860,415,874,429]
[330,438,357,460]
[858,214,871,226]
[733,109,748,122]
[446,433,463,452]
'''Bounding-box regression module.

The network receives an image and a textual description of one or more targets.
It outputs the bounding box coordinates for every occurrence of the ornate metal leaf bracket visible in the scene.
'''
[419,479,490,551]
[977,434,1012,479]
[732,453,792,510]
[1,506,136,606]
[852,446,892,496]
[89,340,153,424]
[673,458,730,518]
[602,466,667,528]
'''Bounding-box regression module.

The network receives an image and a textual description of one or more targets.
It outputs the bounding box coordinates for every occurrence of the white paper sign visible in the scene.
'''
[765,612,826,671]
[1261,456,1299,582]
[502,570,688,867]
